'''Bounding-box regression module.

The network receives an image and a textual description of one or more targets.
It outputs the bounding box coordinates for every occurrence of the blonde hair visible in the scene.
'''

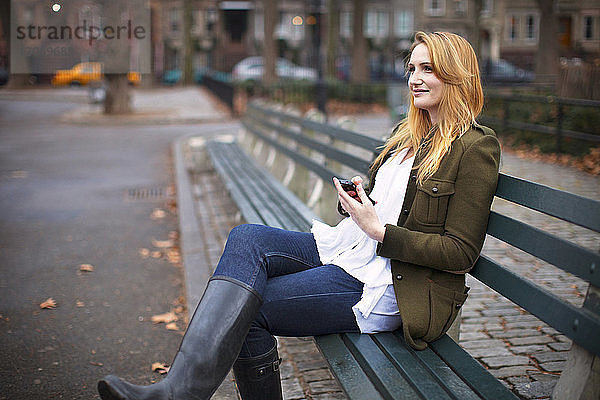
[371,31,484,184]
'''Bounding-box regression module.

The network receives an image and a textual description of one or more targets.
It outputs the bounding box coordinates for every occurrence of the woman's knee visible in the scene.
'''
[227,224,266,244]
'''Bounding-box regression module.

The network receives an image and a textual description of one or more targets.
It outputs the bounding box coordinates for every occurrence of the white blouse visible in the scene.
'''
[311,148,415,333]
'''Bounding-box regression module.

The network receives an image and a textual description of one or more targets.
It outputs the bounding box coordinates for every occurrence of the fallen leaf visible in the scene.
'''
[166,322,179,331]
[173,305,184,314]
[90,361,104,367]
[151,251,162,259]
[76,300,85,307]
[40,298,57,309]
[152,362,169,374]
[152,239,174,248]
[167,248,181,265]
[80,264,95,272]
[151,311,178,324]
[138,248,150,258]
[151,208,166,220]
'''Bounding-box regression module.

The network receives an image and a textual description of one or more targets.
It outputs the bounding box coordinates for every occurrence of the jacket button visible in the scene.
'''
[396,274,403,281]
[432,187,439,193]
[403,209,409,215]
[411,175,417,181]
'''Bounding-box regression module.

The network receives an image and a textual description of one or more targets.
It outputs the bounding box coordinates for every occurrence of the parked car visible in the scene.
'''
[232,57,317,82]
[335,56,405,82]
[483,59,534,82]
[51,62,140,86]
[161,68,213,85]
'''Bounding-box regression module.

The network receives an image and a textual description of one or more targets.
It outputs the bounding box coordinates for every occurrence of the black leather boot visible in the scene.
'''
[233,344,283,400]
[98,276,262,400]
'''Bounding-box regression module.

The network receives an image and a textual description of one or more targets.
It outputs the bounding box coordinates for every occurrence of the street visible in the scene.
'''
[0,93,233,399]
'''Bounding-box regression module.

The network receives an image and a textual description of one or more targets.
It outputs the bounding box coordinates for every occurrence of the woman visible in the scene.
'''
[98,31,501,400]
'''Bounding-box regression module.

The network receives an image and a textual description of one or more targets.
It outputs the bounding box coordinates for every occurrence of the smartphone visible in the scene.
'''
[336,178,376,205]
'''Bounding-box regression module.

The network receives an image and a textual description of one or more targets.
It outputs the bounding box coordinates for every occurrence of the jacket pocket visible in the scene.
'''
[423,280,469,342]
[413,179,455,226]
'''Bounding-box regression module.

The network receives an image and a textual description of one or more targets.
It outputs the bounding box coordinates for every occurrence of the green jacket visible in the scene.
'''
[347,124,501,350]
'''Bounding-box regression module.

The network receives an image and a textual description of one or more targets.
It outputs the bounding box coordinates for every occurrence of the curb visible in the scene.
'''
[172,129,238,310]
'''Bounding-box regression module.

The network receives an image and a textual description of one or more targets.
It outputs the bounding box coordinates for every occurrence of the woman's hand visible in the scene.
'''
[333,176,386,242]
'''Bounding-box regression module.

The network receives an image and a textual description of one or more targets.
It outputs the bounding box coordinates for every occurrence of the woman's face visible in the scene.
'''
[407,43,444,124]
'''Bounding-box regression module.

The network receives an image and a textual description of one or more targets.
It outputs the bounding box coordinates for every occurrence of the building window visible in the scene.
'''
[455,0,467,16]
[340,11,352,38]
[365,10,389,38]
[506,13,539,44]
[509,15,519,41]
[394,10,413,38]
[526,14,537,40]
[425,0,445,17]
[583,15,594,40]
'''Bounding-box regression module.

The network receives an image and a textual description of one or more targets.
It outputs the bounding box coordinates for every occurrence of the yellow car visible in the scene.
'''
[51,62,140,86]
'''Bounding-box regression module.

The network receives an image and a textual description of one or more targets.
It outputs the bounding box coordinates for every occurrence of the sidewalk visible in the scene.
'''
[174,109,599,399]
[0,86,230,125]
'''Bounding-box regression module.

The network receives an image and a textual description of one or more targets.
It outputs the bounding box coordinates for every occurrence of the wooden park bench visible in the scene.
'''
[201,100,600,399]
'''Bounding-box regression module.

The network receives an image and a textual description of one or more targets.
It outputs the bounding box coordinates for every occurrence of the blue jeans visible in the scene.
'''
[213,224,363,357]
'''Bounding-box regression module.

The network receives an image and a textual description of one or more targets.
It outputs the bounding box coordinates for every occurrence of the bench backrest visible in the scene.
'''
[242,101,600,356]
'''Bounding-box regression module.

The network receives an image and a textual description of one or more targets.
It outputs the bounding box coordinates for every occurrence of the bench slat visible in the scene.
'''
[487,212,600,287]
[223,143,314,231]
[209,143,265,225]
[496,174,600,232]
[250,103,384,152]
[388,331,489,400]
[472,255,600,356]
[243,120,338,183]
[429,335,519,400]
[373,333,459,400]
[315,334,386,400]
[247,114,373,174]
[344,333,423,399]
[209,142,286,228]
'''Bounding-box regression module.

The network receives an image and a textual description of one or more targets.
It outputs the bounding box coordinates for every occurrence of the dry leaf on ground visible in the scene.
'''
[165,322,179,331]
[152,362,170,374]
[151,251,162,259]
[151,311,178,324]
[152,239,174,248]
[80,264,95,272]
[76,300,85,307]
[167,248,181,265]
[139,248,150,258]
[151,208,166,220]
[40,298,57,309]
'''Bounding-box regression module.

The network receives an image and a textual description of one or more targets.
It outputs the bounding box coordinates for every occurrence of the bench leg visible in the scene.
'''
[552,285,600,400]
[552,344,600,400]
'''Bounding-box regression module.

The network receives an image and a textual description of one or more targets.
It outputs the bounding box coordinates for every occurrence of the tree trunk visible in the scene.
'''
[183,0,194,85]
[263,0,277,84]
[104,74,131,114]
[326,0,340,80]
[534,0,559,85]
[103,2,131,114]
[350,0,368,83]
